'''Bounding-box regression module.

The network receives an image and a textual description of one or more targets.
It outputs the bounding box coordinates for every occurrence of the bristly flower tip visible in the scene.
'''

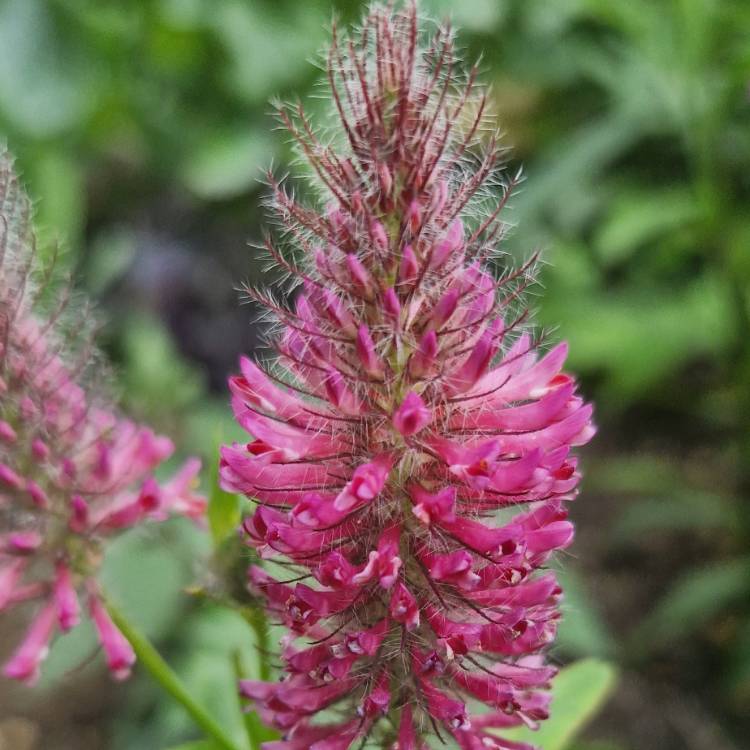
[221,3,595,749]
[0,150,207,684]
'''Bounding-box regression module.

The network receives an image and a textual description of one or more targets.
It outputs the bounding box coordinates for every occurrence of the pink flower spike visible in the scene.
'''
[224,6,594,745]
[334,620,389,659]
[138,477,162,514]
[315,247,332,278]
[393,391,432,436]
[324,369,361,415]
[19,396,35,420]
[447,218,465,248]
[428,220,465,271]
[89,594,135,681]
[430,180,449,216]
[378,163,393,197]
[2,600,58,684]
[317,551,358,589]
[445,319,504,396]
[94,479,162,530]
[426,550,480,590]
[321,289,357,336]
[159,457,206,522]
[0,151,206,684]
[54,564,80,631]
[420,678,470,730]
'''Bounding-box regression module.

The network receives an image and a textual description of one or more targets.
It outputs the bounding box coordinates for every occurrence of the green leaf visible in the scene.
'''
[85,228,137,294]
[0,0,95,137]
[725,617,750,706]
[556,569,617,659]
[164,742,220,750]
[211,1,327,104]
[587,455,685,495]
[629,557,750,653]
[613,492,737,542]
[510,113,642,234]
[568,742,628,750]
[120,313,205,419]
[542,273,734,400]
[101,524,200,640]
[423,0,506,30]
[208,437,240,545]
[39,616,98,686]
[181,128,273,200]
[594,188,699,266]
[500,660,618,750]
[22,148,85,252]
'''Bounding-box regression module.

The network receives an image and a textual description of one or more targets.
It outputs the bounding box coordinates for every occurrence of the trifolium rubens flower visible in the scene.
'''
[0,151,206,684]
[221,3,595,748]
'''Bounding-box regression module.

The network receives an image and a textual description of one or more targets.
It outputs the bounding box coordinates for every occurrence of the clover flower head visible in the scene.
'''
[221,3,595,748]
[0,151,206,684]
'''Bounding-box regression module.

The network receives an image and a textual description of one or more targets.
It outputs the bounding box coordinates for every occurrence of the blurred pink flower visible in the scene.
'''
[0,151,206,684]
[223,3,594,748]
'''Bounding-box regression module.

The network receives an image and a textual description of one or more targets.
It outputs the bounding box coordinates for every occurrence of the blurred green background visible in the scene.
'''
[1,1,749,749]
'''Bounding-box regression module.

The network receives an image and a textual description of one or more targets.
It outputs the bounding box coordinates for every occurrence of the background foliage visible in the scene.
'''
[1,1,749,749]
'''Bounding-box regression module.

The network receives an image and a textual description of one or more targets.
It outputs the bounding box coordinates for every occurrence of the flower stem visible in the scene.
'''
[104,597,241,750]
[241,605,272,682]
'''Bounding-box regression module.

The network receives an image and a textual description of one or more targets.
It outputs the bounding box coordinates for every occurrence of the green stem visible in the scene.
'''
[235,606,279,750]
[241,605,272,682]
[104,597,241,750]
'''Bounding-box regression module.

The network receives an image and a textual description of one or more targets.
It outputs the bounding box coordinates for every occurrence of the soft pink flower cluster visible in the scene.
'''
[222,4,594,749]
[0,152,206,684]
